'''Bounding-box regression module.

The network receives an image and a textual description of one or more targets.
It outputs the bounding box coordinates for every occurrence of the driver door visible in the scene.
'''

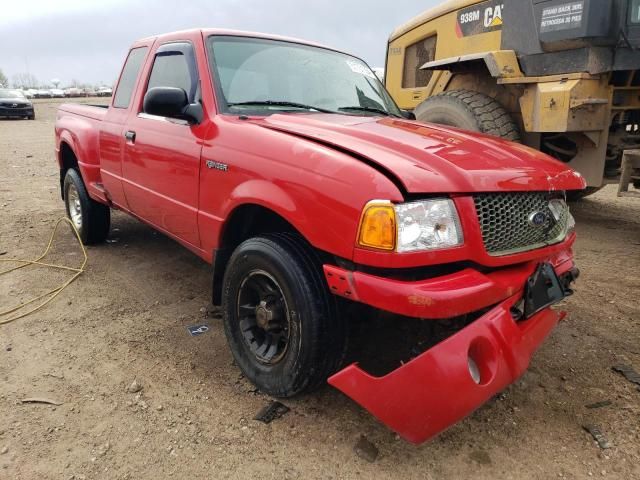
[121,40,205,248]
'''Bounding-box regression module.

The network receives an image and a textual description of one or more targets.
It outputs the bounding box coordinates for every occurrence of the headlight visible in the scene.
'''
[357,199,463,252]
[395,199,463,252]
[549,197,575,237]
[566,211,576,234]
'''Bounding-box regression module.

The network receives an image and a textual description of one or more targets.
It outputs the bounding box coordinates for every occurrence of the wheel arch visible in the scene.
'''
[58,140,80,199]
[211,202,315,306]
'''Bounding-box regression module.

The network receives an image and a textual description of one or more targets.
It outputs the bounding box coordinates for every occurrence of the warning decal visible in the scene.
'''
[540,1,584,33]
[456,0,504,37]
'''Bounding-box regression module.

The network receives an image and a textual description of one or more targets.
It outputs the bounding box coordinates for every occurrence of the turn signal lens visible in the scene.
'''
[357,202,396,251]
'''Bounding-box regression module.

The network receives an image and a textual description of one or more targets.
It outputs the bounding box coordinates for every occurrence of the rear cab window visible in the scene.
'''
[113,47,148,109]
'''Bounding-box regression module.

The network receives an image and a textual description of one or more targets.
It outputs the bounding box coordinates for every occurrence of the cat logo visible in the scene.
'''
[484,4,503,28]
[457,0,504,37]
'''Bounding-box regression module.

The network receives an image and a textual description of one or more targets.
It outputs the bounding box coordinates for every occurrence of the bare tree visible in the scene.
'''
[12,72,39,89]
[0,69,8,87]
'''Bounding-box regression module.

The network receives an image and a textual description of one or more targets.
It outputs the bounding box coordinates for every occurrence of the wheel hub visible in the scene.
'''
[255,300,276,329]
[67,184,82,230]
[237,271,291,364]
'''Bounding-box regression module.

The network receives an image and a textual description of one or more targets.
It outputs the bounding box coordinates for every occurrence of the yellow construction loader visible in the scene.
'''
[386,0,640,198]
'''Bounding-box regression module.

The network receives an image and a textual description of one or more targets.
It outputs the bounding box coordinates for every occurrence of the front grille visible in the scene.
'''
[0,102,29,109]
[473,192,569,256]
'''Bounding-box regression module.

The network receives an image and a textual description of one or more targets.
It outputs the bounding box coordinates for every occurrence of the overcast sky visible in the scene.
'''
[0,0,435,87]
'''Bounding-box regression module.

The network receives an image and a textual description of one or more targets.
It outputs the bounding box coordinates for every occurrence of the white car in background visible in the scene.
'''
[50,89,66,98]
[96,87,113,97]
[21,89,35,99]
[64,87,84,97]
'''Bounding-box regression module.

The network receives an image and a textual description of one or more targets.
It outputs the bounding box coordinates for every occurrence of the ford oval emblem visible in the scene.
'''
[528,211,548,228]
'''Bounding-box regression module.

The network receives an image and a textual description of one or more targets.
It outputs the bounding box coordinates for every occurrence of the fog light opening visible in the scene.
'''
[467,337,497,386]
[468,356,481,385]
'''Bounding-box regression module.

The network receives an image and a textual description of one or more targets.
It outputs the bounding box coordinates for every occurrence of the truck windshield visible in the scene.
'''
[0,89,25,99]
[207,36,402,117]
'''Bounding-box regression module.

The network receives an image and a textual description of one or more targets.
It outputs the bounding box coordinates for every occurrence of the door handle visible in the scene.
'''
[124,130,136,142]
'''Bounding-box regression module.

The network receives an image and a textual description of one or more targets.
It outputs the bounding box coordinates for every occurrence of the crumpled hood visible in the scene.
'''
[251,114,586,194]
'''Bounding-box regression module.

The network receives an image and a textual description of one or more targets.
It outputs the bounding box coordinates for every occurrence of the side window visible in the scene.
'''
[402,36,437,89]
[146,43,198,103]
[113,47,148,109]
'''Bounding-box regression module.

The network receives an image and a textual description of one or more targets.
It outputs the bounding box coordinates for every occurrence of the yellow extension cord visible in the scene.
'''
[0,217,87,325]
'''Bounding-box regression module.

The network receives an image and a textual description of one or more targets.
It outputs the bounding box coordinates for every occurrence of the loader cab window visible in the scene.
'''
[402,36,437,89]
[631,0,640,23]
[146,42,199,103]
[113,47,148,109]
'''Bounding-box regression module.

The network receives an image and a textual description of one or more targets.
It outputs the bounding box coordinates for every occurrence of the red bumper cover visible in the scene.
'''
[325,248,575,443]
[324,248,574,319]
[329,295,565,444]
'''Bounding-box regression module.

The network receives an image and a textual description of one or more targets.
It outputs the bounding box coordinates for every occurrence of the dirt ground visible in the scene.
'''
[1,98,639,480]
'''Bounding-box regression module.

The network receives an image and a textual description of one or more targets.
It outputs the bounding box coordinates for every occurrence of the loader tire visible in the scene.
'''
[415,90,521,142]
[566,186,605,202]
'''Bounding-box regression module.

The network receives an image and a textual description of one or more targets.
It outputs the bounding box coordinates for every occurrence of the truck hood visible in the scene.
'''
[252,114,586,194]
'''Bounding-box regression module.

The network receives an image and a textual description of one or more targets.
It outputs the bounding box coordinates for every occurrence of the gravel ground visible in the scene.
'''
[1,98,639,480]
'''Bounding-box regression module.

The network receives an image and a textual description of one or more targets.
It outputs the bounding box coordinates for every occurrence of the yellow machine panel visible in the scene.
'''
[520,78,611,133]
[386,0,504,109]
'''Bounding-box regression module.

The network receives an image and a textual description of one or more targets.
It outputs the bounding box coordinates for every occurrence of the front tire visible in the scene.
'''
[415,89,521,142]
[221,234,347,397]
[63,169,110,244]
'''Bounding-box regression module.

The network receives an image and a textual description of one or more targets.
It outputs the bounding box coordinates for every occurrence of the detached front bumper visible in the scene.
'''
[329,294,565,444]
[324,247,577,443]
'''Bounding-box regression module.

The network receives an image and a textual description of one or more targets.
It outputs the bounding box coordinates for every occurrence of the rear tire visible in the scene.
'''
[221,233,347,398]
[415,89,521,142]
[63,169,110,244]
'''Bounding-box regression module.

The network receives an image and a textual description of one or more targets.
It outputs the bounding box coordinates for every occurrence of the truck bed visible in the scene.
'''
[57,103,108,121]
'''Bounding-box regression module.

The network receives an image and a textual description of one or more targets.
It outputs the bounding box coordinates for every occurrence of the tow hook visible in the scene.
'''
[560,267,580,295]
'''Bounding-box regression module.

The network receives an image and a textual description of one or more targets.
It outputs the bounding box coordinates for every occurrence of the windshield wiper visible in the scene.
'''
[227,100,338,114]
[338,106,397,117]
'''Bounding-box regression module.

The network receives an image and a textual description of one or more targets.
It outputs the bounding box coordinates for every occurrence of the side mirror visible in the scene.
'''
[401,110,416,120]
[143,87,203,124]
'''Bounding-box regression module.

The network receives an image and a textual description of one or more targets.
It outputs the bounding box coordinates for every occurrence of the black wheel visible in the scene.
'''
[566,186,605,202]
[222,234,347,397]
[63,169,110,244]
[415,89,521,142]
[28,114,35,120]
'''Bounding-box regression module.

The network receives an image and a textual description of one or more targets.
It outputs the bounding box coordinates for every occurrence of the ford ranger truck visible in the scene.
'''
[54,29,585,444]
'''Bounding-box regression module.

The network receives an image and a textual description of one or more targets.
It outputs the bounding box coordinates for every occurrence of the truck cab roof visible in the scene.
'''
[136,28,346,56]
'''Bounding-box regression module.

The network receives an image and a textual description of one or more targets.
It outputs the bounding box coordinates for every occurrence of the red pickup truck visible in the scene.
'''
[55,29,585,443]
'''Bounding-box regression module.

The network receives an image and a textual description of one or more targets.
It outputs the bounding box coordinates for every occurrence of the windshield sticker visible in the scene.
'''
[346,60,376,79]
[456,0,504,37]
[540,1,584,33]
